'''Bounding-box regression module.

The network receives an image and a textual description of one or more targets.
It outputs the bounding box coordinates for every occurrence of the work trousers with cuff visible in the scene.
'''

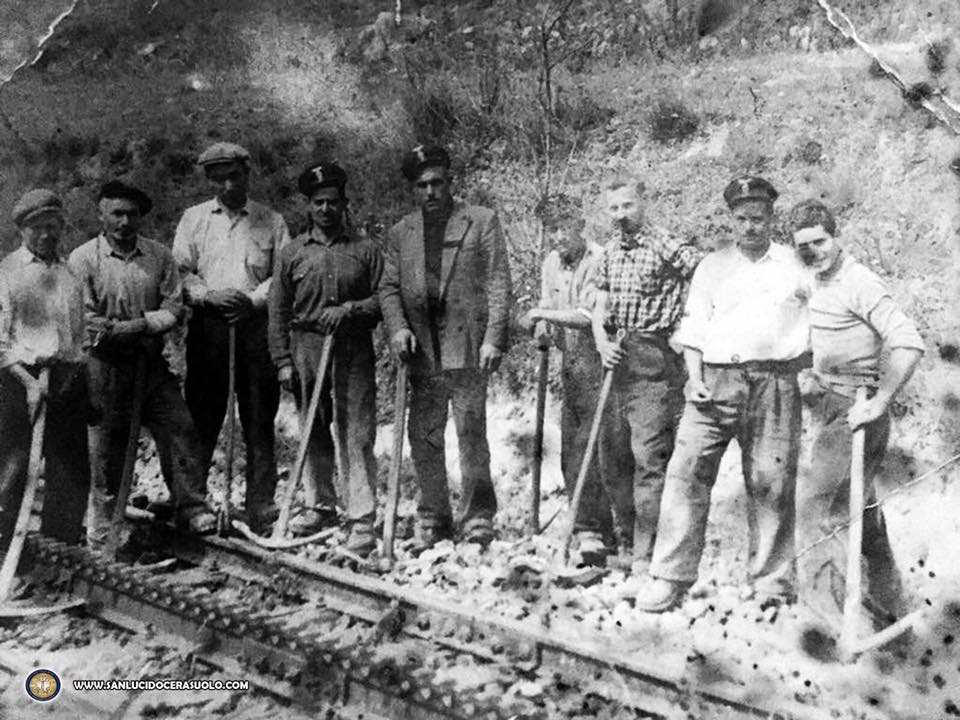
[599,333,684,560]
[650,362,801,596]
[290,330,377,523]
[185,307,279,513]
[797,382,901,628]
[86,349,207,549]
[408,368,496,528]
[0,363,90,548]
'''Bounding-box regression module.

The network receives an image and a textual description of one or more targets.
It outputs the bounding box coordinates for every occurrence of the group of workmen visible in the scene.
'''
[0,138,923,637]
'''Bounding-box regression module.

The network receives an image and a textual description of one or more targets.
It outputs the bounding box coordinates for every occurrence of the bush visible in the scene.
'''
[647,97,699,143]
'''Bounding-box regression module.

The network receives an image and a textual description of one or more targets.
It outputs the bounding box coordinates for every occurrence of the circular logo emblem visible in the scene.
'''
[25,669,61,702]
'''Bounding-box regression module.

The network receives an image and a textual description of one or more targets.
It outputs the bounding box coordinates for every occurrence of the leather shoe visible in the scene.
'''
[461,516,495,547]
[345,520,376,558]
[635,577,690,613]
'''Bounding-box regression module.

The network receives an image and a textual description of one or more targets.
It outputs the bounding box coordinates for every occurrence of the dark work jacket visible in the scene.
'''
[380,201,512,377]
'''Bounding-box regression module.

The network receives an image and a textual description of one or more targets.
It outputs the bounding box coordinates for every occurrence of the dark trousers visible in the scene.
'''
[86,351,207,548]
[600,334,684,560]
[651,363,800,595]
[798,384,901,627]
[291,331,377,522]
[0,364,90,548]
[560,344,616,537]
[408,368,496,526]
[185,307,279,511]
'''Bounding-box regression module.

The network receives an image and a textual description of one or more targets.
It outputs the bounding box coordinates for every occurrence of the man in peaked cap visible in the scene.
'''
[380,144,512,550]
[70,181,216,549]
[173,142,291,534]
[638,175,811,612]
[268,163,383,552]
[0,189,89,551]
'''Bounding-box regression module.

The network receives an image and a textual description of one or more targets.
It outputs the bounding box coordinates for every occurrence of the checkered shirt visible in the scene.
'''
[596,225,701,334]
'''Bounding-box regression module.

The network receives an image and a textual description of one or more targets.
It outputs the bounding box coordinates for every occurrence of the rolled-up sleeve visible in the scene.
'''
[856,275,924,353]
[673,261,712,351]
[144,251,183,334]
[172,209,208,305]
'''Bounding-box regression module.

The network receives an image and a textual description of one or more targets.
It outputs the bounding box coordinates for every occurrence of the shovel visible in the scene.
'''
[218,325,238,536]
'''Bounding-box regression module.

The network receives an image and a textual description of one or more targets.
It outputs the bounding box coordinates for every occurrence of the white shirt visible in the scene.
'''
[172,198,290,308]
[674,241,811,364]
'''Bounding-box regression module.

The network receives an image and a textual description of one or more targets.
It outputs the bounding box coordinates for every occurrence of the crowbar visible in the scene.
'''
[271,334,335,542]
[379,362,409,571]
[528,339,550,536]
[218,325,237,536]
[840,386,868,661]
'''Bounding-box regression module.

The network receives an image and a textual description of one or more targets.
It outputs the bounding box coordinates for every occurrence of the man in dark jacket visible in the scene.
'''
[380,145,512,549]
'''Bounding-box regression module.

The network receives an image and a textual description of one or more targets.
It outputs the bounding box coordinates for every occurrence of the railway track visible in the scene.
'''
[23,529,825,720]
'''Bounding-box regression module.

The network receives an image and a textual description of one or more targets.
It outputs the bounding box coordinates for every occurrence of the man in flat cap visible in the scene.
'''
[380,144,512,549]
[789,199,922,635]
[519,193,627,565]
[70,181,216,548]
[173,142,291,533]
[0,189,89,550]
[588,177,701,572]
[638,176,810,612]
[269,163,383,555]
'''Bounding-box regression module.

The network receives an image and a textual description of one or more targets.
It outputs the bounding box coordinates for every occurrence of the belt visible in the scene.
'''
[706,352,812,374]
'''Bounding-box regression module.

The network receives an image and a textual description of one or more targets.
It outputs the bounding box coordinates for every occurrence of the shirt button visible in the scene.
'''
[731,354,740,363]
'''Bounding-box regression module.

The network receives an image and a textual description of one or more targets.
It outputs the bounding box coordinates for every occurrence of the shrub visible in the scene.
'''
[647,97,699,143]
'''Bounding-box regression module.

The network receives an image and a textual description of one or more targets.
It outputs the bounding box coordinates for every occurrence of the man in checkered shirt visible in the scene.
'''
[590,177,702,573]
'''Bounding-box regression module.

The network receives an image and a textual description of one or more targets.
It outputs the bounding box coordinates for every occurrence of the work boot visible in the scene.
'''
[461,516,495,547]
[244,503,279,535]
[407,517,454,556]
[345,520,376,559]
[288,506,338,537]
[635,576,691,613]
[574,530,606,567]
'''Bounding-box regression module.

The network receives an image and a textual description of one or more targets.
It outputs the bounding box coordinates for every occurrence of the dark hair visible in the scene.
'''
[536,193,584,230]
[788,199,837,235]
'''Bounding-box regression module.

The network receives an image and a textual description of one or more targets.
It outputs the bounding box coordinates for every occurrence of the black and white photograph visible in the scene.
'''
[0,1,957,718]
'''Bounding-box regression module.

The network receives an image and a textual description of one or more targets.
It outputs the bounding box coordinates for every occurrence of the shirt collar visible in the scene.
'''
[15,244,62,266]
[212,197,250,217]
[98,234,144,259]
[305,226,348,247]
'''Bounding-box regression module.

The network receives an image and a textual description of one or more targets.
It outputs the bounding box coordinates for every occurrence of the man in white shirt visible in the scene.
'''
[173,142,291,534]
[638,176,811,612]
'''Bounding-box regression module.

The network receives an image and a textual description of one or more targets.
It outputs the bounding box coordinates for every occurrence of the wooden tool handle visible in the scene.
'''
[382,363,409,565]
[841,385,868,659]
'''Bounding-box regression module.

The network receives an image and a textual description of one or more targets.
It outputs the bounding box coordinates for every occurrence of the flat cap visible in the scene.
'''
[98,180,153,215]
[298,162,347,197]
[401,144,450,181]
[197,141,250,167]
[723,175,779,208]
[12,188,63,226]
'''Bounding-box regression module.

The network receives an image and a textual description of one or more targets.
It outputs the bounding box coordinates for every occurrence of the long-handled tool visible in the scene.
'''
[380,363,409,571]
[0,369,49,602]
[269,334,335,543]
[218,325,238,536]
[528,341,550,537]
[840,386,868,661]
[561,330,624,563]
[106,351,147,558]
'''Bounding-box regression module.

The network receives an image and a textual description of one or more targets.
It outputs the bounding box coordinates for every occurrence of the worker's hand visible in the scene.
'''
[110,318,149,340]
[206,289,252,324]
[519,308,543,333]
[391,329,417,361]
[479,343,503,373]
[520,310,551,348]
[597,338,624,369]
[318,305,351,334]
[847,393,888,430]
[277,365,296,394]
[25,376,47,424]
[686,376,713,403]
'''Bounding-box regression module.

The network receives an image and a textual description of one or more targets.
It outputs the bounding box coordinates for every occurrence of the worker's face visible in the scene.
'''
[732,200,773,253]
[20,213,64,261]
[793,224,841,275]
[309,186,346,233]
[546,221,585,267]
[605,185,643,235]
[99,197,142,244]
[413,166,452,214]
[206,161,250,210]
